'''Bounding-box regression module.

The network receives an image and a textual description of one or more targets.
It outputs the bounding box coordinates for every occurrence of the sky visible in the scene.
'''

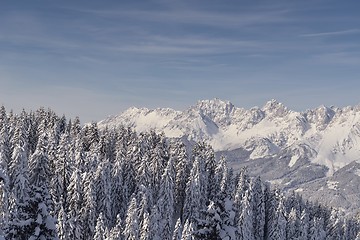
[1,0,360,122]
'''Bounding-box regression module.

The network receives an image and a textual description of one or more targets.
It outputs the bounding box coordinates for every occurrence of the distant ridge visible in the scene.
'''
[99,98,360,175]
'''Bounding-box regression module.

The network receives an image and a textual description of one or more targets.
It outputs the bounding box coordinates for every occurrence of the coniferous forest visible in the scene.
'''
[0,106,360,240]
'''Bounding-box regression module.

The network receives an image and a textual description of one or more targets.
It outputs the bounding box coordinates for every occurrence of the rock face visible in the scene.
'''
[99,98,360,215]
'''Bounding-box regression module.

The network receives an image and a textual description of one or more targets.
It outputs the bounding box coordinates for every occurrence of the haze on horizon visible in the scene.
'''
[1,0,360,122]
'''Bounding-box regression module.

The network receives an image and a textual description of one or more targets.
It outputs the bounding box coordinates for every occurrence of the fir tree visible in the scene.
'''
[94,212,107,240]
[122,197,139,240]
[181,219,195,240]
[157,157,175,240]
[108,214,123,240]
[140,211,151,240]
[67,167,83,239]
[172,218,183,240]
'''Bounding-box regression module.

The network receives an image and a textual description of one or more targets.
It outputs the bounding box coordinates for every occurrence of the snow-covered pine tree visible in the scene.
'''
[27,133,58,239]
[6,123,32,239]
[149,205,161,240]
[326,208,343,240]
[94,212,108,240]
[139,211,151,240]
[298,209,309,239]
[309,217,326,240]
[67,167,83,239]
[172,218,183,240]
[94,159,112,228]
[183,157,203,223]
[171,141,190,222]
[108,214,123,240]
[81,171,97,239]
[122,196,139,240]
[238,190,254,240]
[286,208,299,240]
[157,157,175,240]
[51,133,72,215]
[0,168,9,236]
[181,219,195,240]
[193,142,216,203]
[111,163,125,222]
[269,194,287,240]
[251,176,265,240]
[57,204,68,240]
[0,122,10,235]
[149,131,168,201]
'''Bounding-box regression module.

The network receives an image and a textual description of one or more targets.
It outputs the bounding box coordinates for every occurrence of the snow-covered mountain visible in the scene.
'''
[99,98,360,174]
[99,98,360,214]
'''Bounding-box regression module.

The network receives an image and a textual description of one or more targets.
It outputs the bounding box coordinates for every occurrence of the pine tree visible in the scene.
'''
[140,211,151,240]
[172,218,183,240]
[0,119,10,235]
[149,205,161,240]
[108,214,123,240]
[94,159,112,227]
[172,141,190,222]
[181,219,195,240]
[51,133,72,215]
[193,142,216,203]
[67,167,83,239]
[111,155,125,221]
[195,201,222,240]
[122,197,139,240]
[309,217,326,240]
[251,176,265,240]
[298,209,309,239]
[94,212,107,240]
[57,205,68,240]
[28,133,58,239]
[238,190,254,240]
[81,171,97,239]
[0,168,9,236]
[183,158,203,222]
[286,208,299,240]
[326,208,343,240]
[157,157,175,240]
[269,195,287,240]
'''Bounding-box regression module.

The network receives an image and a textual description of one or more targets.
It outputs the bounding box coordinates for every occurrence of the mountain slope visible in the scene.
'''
[99,98,360,174]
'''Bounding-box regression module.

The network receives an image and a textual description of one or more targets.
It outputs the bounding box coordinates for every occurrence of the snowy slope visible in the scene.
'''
[99,98,360,175]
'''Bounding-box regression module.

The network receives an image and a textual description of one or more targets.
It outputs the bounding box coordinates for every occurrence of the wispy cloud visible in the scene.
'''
[300,29,360,37]
[78,8,290,28]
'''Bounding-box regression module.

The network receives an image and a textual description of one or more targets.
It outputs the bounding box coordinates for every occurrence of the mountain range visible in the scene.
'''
[98,98,360,215]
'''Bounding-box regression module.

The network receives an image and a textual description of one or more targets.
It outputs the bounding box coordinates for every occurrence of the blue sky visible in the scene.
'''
[1,0,360,122]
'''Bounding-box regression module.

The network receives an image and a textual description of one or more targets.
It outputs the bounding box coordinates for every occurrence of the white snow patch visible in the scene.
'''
[288,155,299,167]
[327,181,339,190]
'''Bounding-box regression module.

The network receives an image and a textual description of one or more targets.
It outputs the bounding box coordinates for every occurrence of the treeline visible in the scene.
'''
[0,106,359,239]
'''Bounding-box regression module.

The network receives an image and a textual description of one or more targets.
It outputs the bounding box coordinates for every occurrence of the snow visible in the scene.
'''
[327,181,339,190]
[288,155,299,167]
[98,98,360,175]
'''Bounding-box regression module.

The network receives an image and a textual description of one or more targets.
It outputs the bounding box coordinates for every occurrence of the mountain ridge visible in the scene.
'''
[99,98,360,175]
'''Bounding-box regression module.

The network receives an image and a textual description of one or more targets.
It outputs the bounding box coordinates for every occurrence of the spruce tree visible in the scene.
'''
[94,212,107,240]
[157,157,175,240]
[122,197,139,240]
[172,218,183,240]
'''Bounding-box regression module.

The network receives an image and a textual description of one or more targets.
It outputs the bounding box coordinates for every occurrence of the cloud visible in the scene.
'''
[300,29,360,37]
[78,8,290,28]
